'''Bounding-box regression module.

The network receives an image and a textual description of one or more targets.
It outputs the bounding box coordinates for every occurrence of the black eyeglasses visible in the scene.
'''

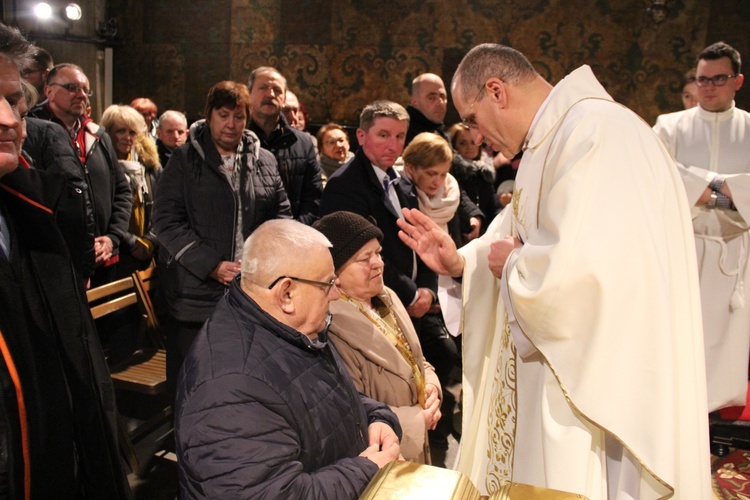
[49,82,93,96]
[695,74,738,88]
[267,275,337,293]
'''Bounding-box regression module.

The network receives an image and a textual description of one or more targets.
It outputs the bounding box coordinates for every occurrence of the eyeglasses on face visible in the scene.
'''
[21,67,45,77]
[49,82,93,96]
[461,85,486,130]
[267,275,337,293]
[695,74,738,88]
[324,137,348,146]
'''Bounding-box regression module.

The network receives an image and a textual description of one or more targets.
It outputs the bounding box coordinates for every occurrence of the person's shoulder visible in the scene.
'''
[655,108,694,124]
[326,153,363,183]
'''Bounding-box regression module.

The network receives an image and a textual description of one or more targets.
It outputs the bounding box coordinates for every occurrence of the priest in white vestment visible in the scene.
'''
[653,41,750,412]
[398,44,711,499]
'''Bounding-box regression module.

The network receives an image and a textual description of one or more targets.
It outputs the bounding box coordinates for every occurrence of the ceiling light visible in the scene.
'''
[64,3,82,21]
[33,2,53,20]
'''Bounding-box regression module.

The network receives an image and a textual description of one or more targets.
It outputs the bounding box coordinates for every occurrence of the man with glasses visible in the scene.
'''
[175,218,401,497]
[30,62,131,287]
[654,41,750,414]
[398,43,710,497]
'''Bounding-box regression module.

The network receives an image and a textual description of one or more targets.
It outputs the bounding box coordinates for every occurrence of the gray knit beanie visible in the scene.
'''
[313,211,384,271]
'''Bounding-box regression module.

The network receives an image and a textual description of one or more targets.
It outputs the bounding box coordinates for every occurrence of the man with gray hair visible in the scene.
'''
[175,218,401,497]
[0,22,129,498]
[155,109,187,167]
[398,43,710,497]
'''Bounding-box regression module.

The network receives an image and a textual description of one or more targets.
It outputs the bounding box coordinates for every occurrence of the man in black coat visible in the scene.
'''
[176,219,401,498]
[248,66,323,225]
[0,23,129,498]
[406,73,485,241]
[28,62,132,287]
[321,100,437,315]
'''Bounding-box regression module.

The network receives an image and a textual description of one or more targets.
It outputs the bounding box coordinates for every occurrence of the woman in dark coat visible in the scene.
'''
[153,81,292,389]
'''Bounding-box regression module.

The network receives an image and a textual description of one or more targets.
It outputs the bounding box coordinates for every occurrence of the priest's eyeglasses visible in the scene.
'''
[695,74,738,87]
[267,275,337,294]
[461,85,487,130]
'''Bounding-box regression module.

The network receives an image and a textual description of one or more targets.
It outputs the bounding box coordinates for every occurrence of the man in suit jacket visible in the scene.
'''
[321,100,437,317]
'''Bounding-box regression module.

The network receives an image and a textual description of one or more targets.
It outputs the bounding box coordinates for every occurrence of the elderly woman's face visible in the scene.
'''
[208,104,246,154]
[321,128,349,162]
[406,160,451,198]
[337,238,384,302]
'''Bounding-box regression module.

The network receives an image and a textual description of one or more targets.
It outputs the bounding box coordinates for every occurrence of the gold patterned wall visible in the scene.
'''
[110,0,750,127]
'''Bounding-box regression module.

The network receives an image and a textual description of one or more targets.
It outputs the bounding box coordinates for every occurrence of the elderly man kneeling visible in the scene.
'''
[175,219,402,499]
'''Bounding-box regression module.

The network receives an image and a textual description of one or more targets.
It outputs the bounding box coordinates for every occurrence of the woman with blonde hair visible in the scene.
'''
[400,132,475,453]
[101,104,161,275]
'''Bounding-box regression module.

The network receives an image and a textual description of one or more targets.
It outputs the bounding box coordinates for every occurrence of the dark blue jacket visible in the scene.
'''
[176,282,401,498]
[249,116,323,225]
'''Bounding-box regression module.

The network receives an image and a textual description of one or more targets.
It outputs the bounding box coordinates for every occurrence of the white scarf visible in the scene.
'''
[412,172,460,233]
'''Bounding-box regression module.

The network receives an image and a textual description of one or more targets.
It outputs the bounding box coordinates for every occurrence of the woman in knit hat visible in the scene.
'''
[313,211,442,464]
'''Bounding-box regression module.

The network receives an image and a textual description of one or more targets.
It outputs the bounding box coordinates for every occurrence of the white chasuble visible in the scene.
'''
[654,104,750,411]
[457,66,711,499]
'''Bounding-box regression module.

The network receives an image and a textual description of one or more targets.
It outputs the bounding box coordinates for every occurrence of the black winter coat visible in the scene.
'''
[176,282,401,498]
[153,121,292,323]
[21,117,96,279]
[0,167,129,499]
[249,116,323,225]
[28,103,133,256]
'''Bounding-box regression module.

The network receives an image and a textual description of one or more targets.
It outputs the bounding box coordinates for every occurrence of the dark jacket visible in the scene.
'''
[153,120,292,323]
[451,154,500,232]
[156,138,173,171]
[0,167,129,499]
[321,149,438,306]
[21,117,96,279]
[28,104,133,257]
[176,282,402,499]
[405,105,449,146]
[249,115,322,225]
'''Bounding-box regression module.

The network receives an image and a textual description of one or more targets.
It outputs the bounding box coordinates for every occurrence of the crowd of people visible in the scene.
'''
[0,17,748,499]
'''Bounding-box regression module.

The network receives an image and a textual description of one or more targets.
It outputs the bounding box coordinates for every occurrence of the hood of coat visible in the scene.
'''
[132,133,161,170]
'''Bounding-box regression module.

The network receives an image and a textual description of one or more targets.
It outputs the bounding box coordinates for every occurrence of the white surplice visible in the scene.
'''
[456,66,711,499]
[654,104,750,411]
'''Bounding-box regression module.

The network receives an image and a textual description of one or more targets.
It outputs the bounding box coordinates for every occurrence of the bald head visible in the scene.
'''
[242,219,331,287]
[410,73,447,124]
